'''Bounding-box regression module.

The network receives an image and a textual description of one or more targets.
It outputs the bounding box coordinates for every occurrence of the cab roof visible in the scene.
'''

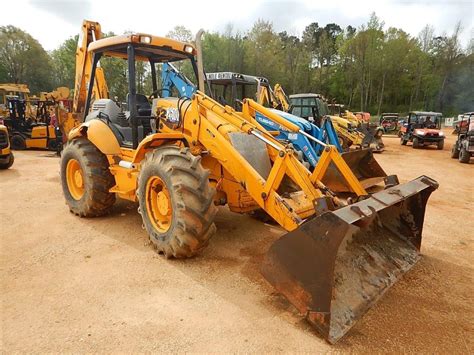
[205,72,269,86]
[410,111,442,116]
[289,93,325,99]
[88,33,196,62]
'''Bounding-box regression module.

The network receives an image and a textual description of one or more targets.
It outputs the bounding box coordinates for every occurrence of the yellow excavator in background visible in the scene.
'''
[256,81,290,112]
[60,20,438,344]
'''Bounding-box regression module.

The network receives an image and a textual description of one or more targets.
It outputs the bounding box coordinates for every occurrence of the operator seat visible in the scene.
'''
[127,93,152,117]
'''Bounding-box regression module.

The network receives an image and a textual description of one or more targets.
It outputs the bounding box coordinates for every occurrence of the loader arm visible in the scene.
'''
[164,92,368,230]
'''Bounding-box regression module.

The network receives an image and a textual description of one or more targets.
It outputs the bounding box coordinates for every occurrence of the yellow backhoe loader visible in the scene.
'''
[60,21,438,344]
[256,81,290,112]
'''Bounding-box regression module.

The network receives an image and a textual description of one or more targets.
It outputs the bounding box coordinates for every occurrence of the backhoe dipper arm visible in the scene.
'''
[73,20,108,114]
[273,83,290,112]
[161,62,197,98]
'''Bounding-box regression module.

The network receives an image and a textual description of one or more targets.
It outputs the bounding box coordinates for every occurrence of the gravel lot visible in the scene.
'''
[1,129,472,353]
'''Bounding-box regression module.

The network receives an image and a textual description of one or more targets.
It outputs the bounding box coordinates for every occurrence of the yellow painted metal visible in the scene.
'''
[73,20,104,114]
[310,146,367,195]
[131,133,185,163]
[330,115,365,146]
[66,159,85,200]
[273,84,290,112]
[145,176,173,233]
[69,119,121,155]
[0,125,11,156]
[88,34,196,58]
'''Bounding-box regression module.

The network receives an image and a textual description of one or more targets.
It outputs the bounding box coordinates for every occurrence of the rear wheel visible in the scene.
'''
[138,146,217,258]
[459,147,470,163]
[61,138,116,216]
[11,135,26,150]
[413,137,420,149]
[451,143,459,158]
[437,139,444,150]
[0,153,14,169]
[47,138,59,151]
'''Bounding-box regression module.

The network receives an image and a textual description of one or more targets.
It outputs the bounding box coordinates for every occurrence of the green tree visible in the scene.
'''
[51,35,78,88]
[0,25,54,92]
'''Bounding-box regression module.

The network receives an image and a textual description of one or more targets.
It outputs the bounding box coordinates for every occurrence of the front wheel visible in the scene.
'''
[451,143,459,158]
[459,147,470,163]
[413,137,420,149]
[0,153,14,169]
[138,146,217,258]
[400,137,407,145]
[437,139,444,150]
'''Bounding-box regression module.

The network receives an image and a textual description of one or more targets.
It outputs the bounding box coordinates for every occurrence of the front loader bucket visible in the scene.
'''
[261,176,438,343]
[322,149,387,193]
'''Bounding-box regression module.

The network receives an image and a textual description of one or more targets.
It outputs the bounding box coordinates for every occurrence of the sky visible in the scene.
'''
[2,0,473,51]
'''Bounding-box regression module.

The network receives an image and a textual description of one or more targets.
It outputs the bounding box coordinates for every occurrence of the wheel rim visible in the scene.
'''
[146,176,172,233]
[66,159,84,200]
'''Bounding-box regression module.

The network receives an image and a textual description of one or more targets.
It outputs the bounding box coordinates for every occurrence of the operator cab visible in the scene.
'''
[83,33,198,148]
[288,93,329,126]
[205,72,268,110]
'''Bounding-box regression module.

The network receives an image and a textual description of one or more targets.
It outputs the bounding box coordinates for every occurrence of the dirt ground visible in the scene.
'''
[1,129,473,353]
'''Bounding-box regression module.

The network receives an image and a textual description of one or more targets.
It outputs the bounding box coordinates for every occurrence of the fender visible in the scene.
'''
[131,132,185,163]
[68,119,121,155]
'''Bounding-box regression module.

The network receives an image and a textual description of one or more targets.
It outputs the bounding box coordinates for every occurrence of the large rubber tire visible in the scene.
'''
[400,137,407,145]
[437,139,444,150]
[47,138,59,151]
[413,137,420,149]
[0,153,14,169]
[459,147,470,163]
[11,135,26,150]
[60,138,116,217]
[451,143,459,158]
[137,146,217,258]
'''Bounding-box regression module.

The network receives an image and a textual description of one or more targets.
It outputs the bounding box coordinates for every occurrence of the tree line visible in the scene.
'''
[1,13,472,115]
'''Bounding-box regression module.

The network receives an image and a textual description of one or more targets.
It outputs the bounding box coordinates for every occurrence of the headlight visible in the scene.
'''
[438,131,444,136]
[166,107,180,123]
[415,130,425,135]
[184,45,194,54]
[139,35,152,44]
